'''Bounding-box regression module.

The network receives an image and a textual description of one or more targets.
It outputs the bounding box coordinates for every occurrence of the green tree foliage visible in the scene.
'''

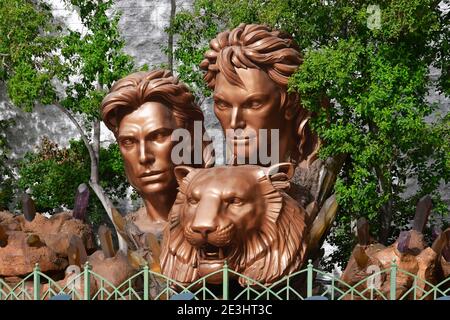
[0,0,135,229]
[1,0,134,113]
[58,0,135,119]
[0,0,60,108]
[168,0,450,268]
[17,137,128,224]
[165,1,221,99]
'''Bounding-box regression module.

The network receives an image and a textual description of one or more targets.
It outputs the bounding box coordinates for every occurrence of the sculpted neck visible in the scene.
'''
[142,191,177,222]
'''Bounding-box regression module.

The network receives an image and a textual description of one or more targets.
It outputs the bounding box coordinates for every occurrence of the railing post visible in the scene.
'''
[223,260,229,300]
[307,259,313,298]
[33,263,40,301]
[390,260,397,301]
[143,263,149,301]
[84,261,91,300]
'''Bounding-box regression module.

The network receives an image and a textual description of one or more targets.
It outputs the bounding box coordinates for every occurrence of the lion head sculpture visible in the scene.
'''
[160,163,308,286]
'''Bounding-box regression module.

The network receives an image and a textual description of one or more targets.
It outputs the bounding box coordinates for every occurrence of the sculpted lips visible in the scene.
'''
[139,170,165,182]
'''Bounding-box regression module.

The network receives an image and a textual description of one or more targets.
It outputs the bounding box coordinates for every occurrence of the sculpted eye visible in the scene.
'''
[248,100,263,109]
[229,197,243,206]
[187,197,198,205]
[214,100,231,111]
[151,129,172,143]
[120,138,136,147]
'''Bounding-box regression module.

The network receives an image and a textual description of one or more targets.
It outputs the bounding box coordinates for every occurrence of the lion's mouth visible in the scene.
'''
[199,244,228,261]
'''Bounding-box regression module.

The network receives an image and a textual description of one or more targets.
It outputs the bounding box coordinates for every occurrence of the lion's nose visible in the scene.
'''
[191,224,217,238]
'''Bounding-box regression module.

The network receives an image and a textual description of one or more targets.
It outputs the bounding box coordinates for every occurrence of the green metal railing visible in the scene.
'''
[0,260,449,300]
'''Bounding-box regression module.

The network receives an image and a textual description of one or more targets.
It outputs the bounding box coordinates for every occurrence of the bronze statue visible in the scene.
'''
[200,24,342,267]
[160,163,309,286]
[101,70,212,236]
[99,26,337,287]
[200,23,318,168]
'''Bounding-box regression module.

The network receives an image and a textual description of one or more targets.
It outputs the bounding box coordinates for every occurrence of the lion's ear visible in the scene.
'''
[174,166,197,185]
[265,162,295,191]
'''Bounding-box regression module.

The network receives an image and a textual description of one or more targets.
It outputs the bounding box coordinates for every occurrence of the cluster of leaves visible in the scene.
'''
[17,137,128,224]
[167,0,450,269]
[59,0,135,121]
[0,0,60,110]
[165,1,223,99]
[1,0,135,116]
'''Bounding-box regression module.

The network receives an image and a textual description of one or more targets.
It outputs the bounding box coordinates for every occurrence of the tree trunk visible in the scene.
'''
[91,120,100,184]
[379,199,393,245]
[374,165,393,245]
[168,0,176,73]
[89,181,128,252]
[368,121,393,245]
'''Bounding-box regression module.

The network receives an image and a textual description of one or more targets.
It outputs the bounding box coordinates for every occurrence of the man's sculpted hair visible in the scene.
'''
[101,69,204,134]
[200,23,301,90]
[200,23,318,165]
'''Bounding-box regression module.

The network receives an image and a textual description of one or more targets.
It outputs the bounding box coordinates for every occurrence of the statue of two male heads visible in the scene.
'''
[100,24,318,207]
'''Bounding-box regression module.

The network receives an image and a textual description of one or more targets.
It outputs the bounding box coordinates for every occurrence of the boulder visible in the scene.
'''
[19,212,95,255]
[0,231,68,277]
[88,250,135,292]
[40,266,98,300]
[0,211,21,231]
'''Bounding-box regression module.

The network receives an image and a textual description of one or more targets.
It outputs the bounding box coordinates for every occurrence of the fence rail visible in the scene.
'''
[0,260,449,300]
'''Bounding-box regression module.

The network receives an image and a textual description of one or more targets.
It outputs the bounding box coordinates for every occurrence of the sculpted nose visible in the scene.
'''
[139,140,155,165]
[191,224,218,238]
[230,106,245,129]
[190,197,220,237]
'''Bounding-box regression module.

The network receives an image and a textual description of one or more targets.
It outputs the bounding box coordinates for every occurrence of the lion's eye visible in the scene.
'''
[188,197,198,205]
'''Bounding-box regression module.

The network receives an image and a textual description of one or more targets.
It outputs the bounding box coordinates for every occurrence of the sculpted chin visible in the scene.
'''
[160,163,308,286]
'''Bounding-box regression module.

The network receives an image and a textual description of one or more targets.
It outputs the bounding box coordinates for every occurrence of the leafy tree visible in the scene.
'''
[167,0,450,268]
[0,0,135,248]
[17,137,128,225]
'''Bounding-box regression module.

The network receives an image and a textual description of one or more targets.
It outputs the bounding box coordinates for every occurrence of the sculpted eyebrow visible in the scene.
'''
[118,133,136,140]
[243,93,268,103]
[213,94,227,102]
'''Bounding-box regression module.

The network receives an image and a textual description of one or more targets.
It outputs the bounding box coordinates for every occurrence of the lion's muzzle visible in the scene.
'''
[184,223,235,248]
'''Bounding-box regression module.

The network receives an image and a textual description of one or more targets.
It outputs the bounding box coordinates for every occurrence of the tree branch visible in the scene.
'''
[54,103,96,163]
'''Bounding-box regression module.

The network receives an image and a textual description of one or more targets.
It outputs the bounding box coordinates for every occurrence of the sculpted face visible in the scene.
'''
[213,68,293,164]
[182,166,264,276]
[160,163,308,286]
[183,166,264,230]
[117,102,178,198]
